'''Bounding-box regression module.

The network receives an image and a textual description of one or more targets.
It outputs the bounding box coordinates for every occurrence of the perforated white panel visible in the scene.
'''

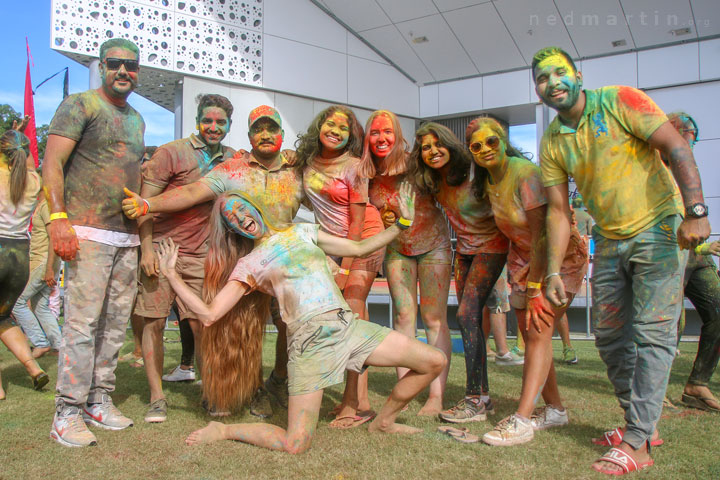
[51,0,263,88]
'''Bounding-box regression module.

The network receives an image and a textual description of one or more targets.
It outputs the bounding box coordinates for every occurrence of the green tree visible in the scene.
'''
[0,103,50,162]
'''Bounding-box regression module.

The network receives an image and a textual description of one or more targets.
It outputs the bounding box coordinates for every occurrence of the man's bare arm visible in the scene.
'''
[42,134,80,260]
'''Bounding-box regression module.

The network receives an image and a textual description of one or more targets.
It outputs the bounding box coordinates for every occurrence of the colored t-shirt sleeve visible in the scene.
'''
[228,257,258,293]
[141,146,175,189]
[611,86,668,141]
[540,133,569,187]
[48,93,89,141]
[517,164,548,211]
[296,223,320,245]
[345,163,369,204]
[37,200,51,227]
[199,162,230,195]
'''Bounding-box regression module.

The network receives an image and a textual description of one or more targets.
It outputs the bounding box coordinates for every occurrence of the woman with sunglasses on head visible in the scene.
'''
[156,185,446,453]
[362,111,452,416]
[0,130,50,399]
[463,117,587,446]
[409,122,509,424]
[296,105,386,428]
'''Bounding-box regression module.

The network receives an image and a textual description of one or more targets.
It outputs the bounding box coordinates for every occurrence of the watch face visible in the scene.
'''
[692,204,707,216]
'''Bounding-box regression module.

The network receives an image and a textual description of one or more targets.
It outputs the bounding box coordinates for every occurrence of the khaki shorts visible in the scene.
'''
[286,309,391,396]
[385,244,452,265]
[509,264,587,310]
[134,254,205,320]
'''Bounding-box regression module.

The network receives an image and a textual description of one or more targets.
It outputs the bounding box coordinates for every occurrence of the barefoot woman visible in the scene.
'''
[157,183,446,453]
[363,110,452,415]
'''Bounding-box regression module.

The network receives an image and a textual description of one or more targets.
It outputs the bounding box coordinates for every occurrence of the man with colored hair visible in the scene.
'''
[133,94,236,424]
[534,46,710,474]
[44,38,145,447]
[123,105,305,418]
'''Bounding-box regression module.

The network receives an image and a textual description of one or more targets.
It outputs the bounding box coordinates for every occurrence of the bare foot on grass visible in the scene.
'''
[368,418,422,435]
[417,397,443,416]
[186,421,227,446]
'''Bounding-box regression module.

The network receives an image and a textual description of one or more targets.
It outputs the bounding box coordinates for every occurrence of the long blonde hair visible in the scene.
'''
[200,191,288,413]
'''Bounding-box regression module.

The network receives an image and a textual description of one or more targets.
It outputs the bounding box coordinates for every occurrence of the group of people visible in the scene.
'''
[0,37,718,476]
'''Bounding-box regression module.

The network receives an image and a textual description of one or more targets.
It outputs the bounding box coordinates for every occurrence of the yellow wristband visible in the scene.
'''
[49,212,68,221]
[397,217,412,227]
[527,281,542,290]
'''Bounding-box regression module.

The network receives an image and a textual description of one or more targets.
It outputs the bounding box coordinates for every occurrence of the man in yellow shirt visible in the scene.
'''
[534,46,710,475]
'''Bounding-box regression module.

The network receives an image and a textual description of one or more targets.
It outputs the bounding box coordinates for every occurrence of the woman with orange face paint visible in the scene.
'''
[296,105,385,428]
[463,117,588,446]
[362,111,452,416]
[409,122,508,424]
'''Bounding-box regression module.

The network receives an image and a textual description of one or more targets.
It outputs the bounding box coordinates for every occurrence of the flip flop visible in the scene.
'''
[437,425,479,444]
[591,447,654,476]
[591,427,664,447]
[681,393,720,413]
[329,410,376,429]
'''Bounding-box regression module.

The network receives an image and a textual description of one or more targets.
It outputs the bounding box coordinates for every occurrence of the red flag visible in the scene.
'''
[24,38,39,167]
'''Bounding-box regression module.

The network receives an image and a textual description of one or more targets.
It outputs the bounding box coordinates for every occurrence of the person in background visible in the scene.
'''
[0,130,49,400]
[12,197,62,358]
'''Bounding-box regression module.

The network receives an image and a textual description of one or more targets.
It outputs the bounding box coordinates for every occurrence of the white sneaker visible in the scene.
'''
[495,351,525,366]
[482,414,534,446]
[82,395,134,430]
[530,405,569,430]
[50,406,98,447]
[162,365,196,382]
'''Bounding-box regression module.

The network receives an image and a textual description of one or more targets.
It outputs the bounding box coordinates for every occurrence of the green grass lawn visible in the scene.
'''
[1,335,719,479]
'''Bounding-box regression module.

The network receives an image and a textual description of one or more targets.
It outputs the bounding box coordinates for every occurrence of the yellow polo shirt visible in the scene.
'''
[540,86,683,239]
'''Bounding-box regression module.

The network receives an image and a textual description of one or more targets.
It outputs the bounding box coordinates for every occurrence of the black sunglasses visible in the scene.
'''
[469,136,500,154]
[104,58,139,72]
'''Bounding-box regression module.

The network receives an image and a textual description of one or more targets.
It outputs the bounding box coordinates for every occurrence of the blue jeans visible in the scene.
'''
[591,215,686,450]
[11,263,61,349]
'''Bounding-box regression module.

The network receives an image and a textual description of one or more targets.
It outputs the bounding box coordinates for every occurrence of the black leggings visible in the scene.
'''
[0,237,30,328]
[454,252,507,396]
[174,304,195,367]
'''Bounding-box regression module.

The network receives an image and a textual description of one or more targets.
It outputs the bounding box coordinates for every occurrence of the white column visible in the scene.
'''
[174,79,183,140]
[88,59,101,89]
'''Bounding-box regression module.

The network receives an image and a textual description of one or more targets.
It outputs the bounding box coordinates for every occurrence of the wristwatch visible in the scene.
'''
[686,203,709,218]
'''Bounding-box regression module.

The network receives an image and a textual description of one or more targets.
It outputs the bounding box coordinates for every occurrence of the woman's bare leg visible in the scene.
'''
[366,331,446,433]
[385,258,418,385]
[416,263,451,415]
[0,325,44,378]
[186,389,323,454]
[515,300,572,418]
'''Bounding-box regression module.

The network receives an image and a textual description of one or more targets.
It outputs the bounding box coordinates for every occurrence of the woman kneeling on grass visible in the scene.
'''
[465,117,588,446]
[156,183,446,454]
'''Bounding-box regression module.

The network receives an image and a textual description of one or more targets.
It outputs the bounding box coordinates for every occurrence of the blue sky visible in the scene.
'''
[2,2,174,147]
[2,1,536,156]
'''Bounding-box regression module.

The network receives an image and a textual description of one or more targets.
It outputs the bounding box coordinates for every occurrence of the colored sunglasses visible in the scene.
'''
[469,136,500,154]
[104,58,139,72]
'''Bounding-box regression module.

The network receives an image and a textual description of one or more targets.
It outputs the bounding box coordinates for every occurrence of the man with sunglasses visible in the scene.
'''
[533,46,710,475]
[123,105,305,419]
[43,38,145,447]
